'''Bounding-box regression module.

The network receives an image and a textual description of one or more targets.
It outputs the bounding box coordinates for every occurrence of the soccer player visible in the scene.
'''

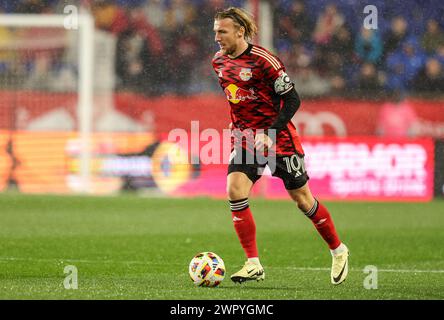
[212,7,349,285]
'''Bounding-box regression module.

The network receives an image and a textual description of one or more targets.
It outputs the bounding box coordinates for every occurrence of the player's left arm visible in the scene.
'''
[268,71,301,134]
[255,71,301,150]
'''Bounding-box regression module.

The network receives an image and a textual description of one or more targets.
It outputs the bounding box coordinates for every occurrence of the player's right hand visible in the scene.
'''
[254,132,273,152]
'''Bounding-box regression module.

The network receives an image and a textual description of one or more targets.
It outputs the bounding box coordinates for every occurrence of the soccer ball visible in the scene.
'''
[189,252,225,287]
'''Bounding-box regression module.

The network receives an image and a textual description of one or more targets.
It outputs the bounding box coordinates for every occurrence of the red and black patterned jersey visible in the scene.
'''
[212,43,304,156]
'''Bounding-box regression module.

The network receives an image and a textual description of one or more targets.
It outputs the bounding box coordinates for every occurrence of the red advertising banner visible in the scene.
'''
[1,91,444,138]
[0,130,434,201]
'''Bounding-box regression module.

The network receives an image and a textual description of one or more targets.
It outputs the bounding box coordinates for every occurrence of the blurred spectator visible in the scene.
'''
[324,24,355,78]
[194,0,224,58]
[163,0,197,32]
[143,0,166,29]
[329,74,347,95]
[280,43,312,75]
[15,0,55,13]
[328,25,354,62]
[161,0,199,95]
[0,27,15,73]
[91,0,129,35]
[353,63,385,97]
[421,19,444,54]
[0,0,17,13]
[354,28,383,64]
[292,66,332,97]
[383,16,409,58]
[171,26,200,95]
[385,37,426,90]
[377,90,419,137]
[311,4,346,77]
[312,3,344,46]
[24,51,76,91]
[115,30,146,92]
[324,51,346,77]
[275,1,313,46]
[114,2,165,94]
[115,6,164,94]
[128,6,163,56]
[412,58,444,93]
[434,44,444,65]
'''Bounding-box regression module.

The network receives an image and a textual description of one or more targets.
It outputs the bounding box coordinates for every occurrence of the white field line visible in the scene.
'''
[0,257,443,274]
[279,266,444,274]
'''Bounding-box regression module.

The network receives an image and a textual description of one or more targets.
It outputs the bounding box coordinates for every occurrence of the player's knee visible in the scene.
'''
[288,184,316,213]
[296,200,312,213]
[289,192,314,213]
[227,184,248,200]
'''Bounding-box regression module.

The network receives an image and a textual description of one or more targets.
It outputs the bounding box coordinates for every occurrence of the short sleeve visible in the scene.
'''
[252,47,294,95]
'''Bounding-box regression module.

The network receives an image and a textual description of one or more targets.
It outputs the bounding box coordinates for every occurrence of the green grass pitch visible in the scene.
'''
[0,193,443,299]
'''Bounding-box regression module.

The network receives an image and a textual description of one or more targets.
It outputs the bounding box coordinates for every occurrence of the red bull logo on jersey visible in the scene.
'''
[239,68,253,81]
[224,84,258,104]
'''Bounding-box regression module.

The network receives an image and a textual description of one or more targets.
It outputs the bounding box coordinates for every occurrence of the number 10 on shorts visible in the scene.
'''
[283,154,306,177]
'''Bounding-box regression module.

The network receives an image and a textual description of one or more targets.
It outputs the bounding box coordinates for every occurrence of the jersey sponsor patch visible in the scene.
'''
[239,68,252,81]
[224,84,257,104]
[274,71,293,95]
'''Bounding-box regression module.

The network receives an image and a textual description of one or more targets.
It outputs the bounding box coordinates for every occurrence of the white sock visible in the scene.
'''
[248,257,261,266]
[330,243,347,255]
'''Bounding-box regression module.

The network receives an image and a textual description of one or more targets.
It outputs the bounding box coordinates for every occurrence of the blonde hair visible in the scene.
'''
[214,7,258,42]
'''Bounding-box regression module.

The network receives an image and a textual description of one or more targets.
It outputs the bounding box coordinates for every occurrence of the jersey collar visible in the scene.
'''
[229,43,253,60]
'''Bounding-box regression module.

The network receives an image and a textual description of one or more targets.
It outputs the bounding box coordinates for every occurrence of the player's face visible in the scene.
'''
[214,18,241,55]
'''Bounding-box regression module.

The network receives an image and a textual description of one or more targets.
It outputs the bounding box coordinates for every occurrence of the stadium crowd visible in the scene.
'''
[0,0,443,98]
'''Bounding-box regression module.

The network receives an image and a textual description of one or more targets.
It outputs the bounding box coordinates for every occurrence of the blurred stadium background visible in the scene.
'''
[0,0,443,300]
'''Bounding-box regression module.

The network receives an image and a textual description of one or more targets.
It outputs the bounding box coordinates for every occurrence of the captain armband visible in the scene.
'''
[274,71,294,95]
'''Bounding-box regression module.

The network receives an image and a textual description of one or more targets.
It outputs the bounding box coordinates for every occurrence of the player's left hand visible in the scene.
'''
[254,132,273,152]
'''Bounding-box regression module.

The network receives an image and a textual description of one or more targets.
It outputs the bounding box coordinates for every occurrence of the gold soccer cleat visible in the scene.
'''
[331,245,349,285]
[231,261,265,283]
